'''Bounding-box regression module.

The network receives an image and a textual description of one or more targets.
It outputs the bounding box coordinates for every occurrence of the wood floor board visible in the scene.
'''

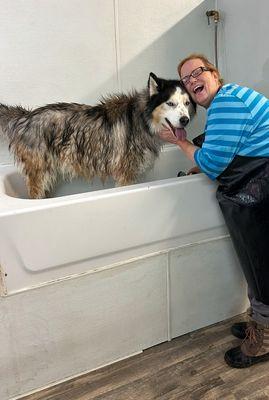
[21,314,269,400]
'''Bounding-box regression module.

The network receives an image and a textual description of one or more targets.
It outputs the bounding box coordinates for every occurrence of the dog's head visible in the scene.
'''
[147,72,196,133]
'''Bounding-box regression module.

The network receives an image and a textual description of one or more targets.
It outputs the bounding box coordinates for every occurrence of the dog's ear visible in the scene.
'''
[148,72,160,96]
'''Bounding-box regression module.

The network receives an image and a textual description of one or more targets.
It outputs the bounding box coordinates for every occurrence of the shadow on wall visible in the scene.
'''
[253,58,269,98]
[82,0,215,139]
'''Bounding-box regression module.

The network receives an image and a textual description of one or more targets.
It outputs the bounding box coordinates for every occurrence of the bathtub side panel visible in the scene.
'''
[0,176,227,293]
[0,254,168,400]
[170,237,248,338]
[2,178,221,271]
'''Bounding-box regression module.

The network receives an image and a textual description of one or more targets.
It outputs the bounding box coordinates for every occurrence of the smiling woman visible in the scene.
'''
[159,52,269,369]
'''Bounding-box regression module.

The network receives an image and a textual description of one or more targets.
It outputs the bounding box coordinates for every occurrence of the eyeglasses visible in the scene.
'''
[180,66,210,86]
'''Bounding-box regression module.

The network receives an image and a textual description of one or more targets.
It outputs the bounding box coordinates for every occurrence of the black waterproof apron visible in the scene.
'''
[216,156,269,305]
[193,134,269,305]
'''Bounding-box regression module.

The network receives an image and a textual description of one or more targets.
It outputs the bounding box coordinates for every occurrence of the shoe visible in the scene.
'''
[225,321,269,368]
[231,308,253,339]
[231,321,248,339]
[225,345,269,368]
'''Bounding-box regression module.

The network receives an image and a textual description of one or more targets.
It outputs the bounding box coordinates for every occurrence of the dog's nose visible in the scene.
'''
[180,116,189,127]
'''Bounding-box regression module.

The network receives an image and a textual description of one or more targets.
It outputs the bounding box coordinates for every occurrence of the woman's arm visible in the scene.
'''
[176,138,198,162]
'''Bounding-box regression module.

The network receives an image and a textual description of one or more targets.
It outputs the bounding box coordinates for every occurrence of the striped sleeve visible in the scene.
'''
[194,93,253,180]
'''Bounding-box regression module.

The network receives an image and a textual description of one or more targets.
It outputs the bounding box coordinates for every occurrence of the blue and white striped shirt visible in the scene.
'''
[194,83,269,180]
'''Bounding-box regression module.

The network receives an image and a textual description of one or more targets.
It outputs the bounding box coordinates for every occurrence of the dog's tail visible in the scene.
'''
[0,103,29,139]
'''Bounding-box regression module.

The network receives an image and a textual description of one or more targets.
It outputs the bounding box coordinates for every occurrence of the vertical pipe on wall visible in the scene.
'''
[214,22,218,69]
[206,9,220,68]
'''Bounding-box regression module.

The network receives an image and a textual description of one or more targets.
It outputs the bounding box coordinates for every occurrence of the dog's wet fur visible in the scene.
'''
[0,73,195,198]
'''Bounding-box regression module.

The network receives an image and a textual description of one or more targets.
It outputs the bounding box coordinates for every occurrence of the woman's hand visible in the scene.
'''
[187,166,201,175]
[159,125,198,164]
[159,126,180,145]
[159,125,187,145]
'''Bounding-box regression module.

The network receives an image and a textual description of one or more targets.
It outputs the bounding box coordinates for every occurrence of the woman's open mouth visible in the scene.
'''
[193,84,205,95]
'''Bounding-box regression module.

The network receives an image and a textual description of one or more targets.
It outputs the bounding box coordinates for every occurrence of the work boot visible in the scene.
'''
[230,307,252,339]
[225,320,269,368]
[231,321,248,339]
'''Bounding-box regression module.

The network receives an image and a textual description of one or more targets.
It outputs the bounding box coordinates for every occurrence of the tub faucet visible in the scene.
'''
[206,10,220,25]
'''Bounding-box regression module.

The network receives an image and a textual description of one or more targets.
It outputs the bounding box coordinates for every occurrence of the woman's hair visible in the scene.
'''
[177,53,224,86]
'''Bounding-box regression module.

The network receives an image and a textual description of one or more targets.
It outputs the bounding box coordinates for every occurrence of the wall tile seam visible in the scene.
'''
[113,0,121,91]
[167,252,171,341]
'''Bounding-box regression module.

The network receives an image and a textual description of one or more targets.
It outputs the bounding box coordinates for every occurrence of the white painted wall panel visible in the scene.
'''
[0,0,117,107]
[118,0,214,89]
[217,0,269,96]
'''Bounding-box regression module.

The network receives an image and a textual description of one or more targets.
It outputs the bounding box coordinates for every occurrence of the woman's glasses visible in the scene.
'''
[180,66,210,86]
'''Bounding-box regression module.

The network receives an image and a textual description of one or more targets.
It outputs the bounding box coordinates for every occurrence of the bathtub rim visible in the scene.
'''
[0,164,210,216]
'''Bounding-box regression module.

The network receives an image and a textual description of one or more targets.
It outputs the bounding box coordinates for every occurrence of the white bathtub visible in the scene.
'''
[0,145,248,399]
[0,145,228,294]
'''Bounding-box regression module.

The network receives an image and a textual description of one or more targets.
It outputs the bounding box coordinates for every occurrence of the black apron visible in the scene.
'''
[192,134,269,305]
[216,156,269,305]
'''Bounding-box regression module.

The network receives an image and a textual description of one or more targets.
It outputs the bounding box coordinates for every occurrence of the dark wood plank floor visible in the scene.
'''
[21,314,269,400]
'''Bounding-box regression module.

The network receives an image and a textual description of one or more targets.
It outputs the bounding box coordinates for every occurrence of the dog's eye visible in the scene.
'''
[166,101,175,107]
[185,101,190,106]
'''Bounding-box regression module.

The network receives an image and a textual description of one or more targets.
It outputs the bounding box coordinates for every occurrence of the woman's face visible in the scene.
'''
[180,58,221,108]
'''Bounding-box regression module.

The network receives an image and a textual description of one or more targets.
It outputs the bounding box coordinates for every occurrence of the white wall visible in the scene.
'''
[5,1,268,169]
[217,0,269,97]
[0,0,215,165]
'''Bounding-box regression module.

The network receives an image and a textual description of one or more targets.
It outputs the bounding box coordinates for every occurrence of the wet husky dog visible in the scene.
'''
[0,73,195,198]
